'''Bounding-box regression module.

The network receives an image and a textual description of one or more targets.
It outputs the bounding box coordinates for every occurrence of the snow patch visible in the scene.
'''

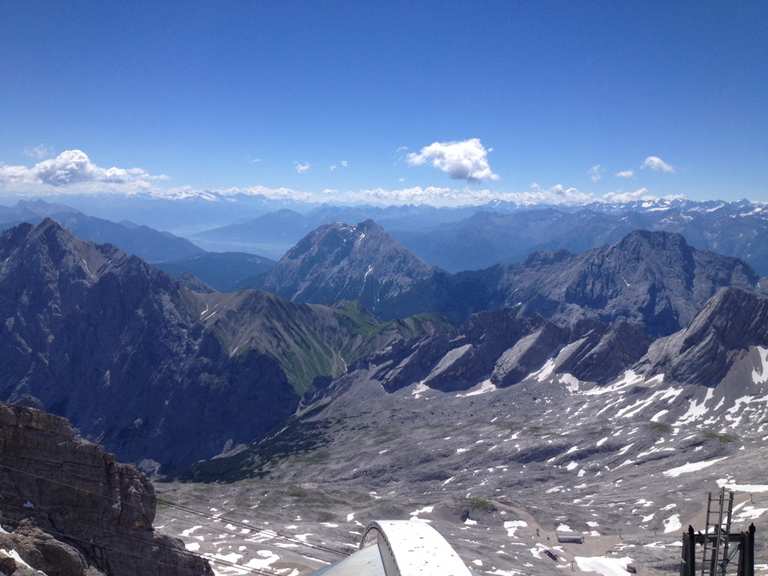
[717,479,768,493]
[560,373,581,393]
[530,359,556,383]
[753,347,768,385]
[584,371,644,396]
[663,457,728,478]
[675,388,714,426]
[664,514,682,533]
[504,520,528,538]
[456,379,496,398]
[575,556,633,576]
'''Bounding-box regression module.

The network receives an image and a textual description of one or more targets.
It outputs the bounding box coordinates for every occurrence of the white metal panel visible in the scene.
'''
[364,520,473,576]
[310,544,385,576]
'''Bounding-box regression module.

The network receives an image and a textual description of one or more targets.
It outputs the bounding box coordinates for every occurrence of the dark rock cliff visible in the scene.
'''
[0,403,213,576]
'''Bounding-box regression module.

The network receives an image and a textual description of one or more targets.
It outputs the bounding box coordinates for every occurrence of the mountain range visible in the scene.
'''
[2,209,768,574]
[174,224,768,575]
[394,199,768,274]
[255,220,757,334]
[0,219,439,470]
[177,283,768,575]
[185,197,768,277]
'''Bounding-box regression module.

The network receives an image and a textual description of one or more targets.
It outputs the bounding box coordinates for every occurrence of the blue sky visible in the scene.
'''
[0,0,766,205]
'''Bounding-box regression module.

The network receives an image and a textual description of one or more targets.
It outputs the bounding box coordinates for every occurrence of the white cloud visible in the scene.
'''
[24,144,54,160]
[588,164,604,183]
[602,187,654,203]
[0,149,165,194]
[615,169,634,178]
[524,183,594,205]
[643,155,675,173]
[140,181,594,208]
[406,138,499,182]
[0,146,688,209]
[329,160,349,172]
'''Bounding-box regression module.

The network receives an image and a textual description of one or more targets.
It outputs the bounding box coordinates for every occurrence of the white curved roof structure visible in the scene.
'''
[312,520,472,576]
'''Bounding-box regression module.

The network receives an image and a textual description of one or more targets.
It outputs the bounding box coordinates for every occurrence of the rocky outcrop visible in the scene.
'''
[368,309,652,393]
[640,287,768,386]
[0,402,212,576]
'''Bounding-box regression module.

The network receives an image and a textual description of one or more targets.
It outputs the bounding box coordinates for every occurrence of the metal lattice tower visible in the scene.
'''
[680,491,755,576]
[701,488,736,576]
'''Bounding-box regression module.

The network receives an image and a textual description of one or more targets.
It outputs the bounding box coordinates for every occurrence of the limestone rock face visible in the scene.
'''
[641,287,768,386]
[0,403,213,576]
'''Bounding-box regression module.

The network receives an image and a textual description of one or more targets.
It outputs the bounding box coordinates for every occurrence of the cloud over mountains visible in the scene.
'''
[407,138,499,182]
[0,149,165,193]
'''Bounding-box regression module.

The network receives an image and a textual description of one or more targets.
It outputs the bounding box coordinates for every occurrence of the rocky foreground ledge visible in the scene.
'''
[0,403,212,576]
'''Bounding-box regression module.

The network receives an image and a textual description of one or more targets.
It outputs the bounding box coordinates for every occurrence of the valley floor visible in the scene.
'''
[156,371,768,576]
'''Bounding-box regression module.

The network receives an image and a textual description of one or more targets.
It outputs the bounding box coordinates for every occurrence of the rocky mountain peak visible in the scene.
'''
[616,229,690,253]
[258,219,436,317]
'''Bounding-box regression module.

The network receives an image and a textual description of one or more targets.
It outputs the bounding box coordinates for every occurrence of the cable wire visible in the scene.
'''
[0,461,352,568]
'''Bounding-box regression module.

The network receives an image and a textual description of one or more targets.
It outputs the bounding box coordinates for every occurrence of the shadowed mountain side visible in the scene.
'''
[0,220,439,471]
[157,251,276,292]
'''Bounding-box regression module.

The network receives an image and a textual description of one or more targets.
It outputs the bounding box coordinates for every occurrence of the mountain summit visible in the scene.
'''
[258,219,438,318]
[439,229,759,335]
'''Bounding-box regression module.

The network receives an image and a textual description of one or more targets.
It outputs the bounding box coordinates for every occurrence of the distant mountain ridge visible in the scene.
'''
[392,198,768,274]
[191,204,475,257]
[0,199,204,262]
[29,194,768,275]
